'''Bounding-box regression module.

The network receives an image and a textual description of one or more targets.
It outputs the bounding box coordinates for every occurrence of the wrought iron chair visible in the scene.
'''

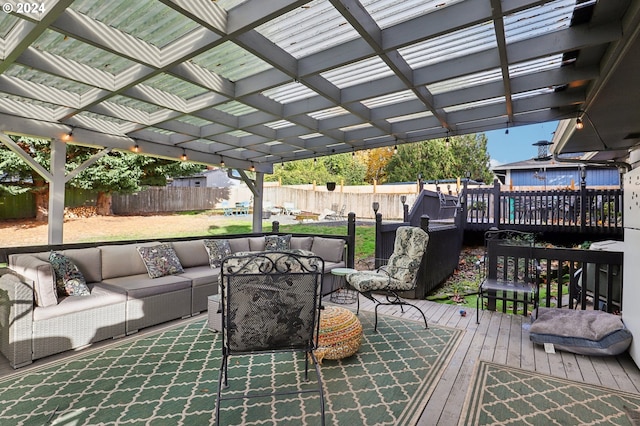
[345,226,429,331]
[215,251,325,425]
[476,229,540,324]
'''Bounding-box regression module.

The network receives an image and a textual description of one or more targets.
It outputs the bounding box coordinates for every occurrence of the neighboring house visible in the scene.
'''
[492,158,620,189]
[168,168,240,188]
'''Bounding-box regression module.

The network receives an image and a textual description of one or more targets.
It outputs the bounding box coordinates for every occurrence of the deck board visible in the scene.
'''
[0,296,638,425]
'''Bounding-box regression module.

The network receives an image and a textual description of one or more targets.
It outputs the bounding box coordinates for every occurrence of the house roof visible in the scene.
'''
[1,0,638,173]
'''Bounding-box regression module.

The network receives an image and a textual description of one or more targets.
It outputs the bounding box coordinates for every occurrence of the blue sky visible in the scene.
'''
[485,121,559,167]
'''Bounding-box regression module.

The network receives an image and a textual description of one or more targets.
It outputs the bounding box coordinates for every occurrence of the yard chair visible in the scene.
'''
[437,191,458,219]
[325,203,339,220]
[476,229,540,324]
[283,202,301,215]
[215,251,326,426]
[345,226,429,331]
[221,200,233,216]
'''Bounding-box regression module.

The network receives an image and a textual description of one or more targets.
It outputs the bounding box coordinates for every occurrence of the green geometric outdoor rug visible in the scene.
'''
[0,311,462,425]
[460,361,640,426]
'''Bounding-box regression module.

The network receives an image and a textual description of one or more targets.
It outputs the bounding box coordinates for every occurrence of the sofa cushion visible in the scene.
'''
[291,236,313,251]
[102,274,191,299]
[203,239,232,267]
[248,237,266,251]
[311,237,345,263]
[228,238,250,253]
[179,265,220,287]
[60,248,102,283]
[33,283,127,321]
[100,242,159,279]
[265,234,291,251]
[171,239,209,268]
[49,252,91,297]
[11,255,58,307]
[137,243,185,278]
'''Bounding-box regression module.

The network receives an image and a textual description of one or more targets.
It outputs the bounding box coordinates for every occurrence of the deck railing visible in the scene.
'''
[463,179,623,236]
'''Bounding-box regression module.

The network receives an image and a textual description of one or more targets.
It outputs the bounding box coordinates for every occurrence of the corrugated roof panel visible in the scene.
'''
[308,107,350,120]
[34,29,135,75]
[176,116,216,126]
[512,88,555,100]
[71,0,200,48]
[191,41,272,81]
[340,123,372,132]
[504,0,575,44]
[363,0,465,30]
[1,94,59,109]
[265,120,296,129]
[143,74,209,100]
[509,55,564,77]
[109,95,165,114]
[262,81,317,104]
[386,111,433,123]
[428,69,502,95]
[445,96,505,113]
[361,90,417,108]
[214,101,258,116]
[322,56,393,89]
[399,21,496,69]
[4,65,93,95]
[256,0,359,59]
[227,130,252,137]
[0,13,19,38]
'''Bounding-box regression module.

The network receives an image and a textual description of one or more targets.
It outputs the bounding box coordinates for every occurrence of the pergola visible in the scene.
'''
[1,0,639,242]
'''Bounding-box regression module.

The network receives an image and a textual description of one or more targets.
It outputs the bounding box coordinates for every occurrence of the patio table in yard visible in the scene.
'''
[295,211,320,222]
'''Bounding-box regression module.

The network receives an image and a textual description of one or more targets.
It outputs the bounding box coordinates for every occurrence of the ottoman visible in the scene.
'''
[207,294,222,332]
[315,306,363,362]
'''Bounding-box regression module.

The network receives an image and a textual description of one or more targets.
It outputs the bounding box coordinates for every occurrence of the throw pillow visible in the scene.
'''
[203,239,232,268]
[137,243,185,278]
[49,252,91,297]
[265,234,292,251]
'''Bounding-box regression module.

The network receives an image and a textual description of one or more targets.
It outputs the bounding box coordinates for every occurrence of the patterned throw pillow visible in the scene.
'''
[264,234,292,251]
[137,243,185,278]
[49,252,91,297]
[203,239,232,268]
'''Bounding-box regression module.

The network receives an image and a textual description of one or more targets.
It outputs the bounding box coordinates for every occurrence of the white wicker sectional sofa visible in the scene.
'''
[0,234,347,368]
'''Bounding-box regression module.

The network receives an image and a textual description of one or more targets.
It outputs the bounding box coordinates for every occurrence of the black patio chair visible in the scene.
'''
[215,251,325,425]
[476,229,540,324]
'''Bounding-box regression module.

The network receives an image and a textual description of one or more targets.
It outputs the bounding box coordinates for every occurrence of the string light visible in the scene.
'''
[133,143,140,153]
[62,128,73,141]
[576,117,584,130]
[181,149,187,161]
[219,155,225,167]
[393,145,398,154]
[250,163,255,172]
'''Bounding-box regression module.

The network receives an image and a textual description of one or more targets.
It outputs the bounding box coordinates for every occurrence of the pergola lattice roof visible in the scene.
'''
[1,0,639,173]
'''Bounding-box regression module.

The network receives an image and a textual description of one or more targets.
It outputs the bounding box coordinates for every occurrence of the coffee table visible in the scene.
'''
[330,267,358,304]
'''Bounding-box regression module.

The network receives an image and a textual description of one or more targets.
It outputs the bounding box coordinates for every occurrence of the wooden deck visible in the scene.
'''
[1,297,639,425]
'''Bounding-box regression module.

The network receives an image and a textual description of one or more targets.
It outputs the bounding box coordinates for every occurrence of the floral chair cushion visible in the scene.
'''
[346,226,428,293]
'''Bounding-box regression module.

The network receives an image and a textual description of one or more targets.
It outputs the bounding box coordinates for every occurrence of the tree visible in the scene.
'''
[363,147,394,184]
[385,134,492,183]
[0,136,203,219]
[266,153,367,185]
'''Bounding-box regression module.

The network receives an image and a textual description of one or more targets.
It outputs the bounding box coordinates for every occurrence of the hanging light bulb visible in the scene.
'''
[62,128,73,141]
[393,145,398,154]
[576,117,584,130]
[250,163,255,172]
[181,149,187,161]
[219,155,225,167]
[133,143,140,153]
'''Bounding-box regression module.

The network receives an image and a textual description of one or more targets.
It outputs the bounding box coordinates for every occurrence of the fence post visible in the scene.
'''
[374,212,383,268]
[347,212,356,269]
[271,221,280,233]
[403,204,409,222]
[580,176,587,233]
[492,178,501,228]
[460,178,469,228]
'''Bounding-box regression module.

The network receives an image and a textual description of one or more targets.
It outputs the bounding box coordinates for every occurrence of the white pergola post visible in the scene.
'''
[48,138,67,244]
[253,172,264,232]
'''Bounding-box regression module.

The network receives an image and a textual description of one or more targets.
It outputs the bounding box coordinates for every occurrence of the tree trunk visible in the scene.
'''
[33,178,48,222]
[96,192,113,216]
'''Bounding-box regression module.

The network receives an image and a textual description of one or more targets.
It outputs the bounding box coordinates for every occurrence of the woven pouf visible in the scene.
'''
[315,306,363,362]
